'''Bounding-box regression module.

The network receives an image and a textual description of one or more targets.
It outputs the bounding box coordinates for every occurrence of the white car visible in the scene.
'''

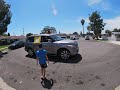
[70,35,79,40]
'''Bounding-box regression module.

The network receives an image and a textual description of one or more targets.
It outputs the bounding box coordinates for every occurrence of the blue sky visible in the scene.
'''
[5,0,120,36]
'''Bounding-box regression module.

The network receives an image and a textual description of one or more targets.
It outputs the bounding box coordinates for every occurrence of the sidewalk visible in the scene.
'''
[115,85,120,90]
[0,77,16,90]
[107,41,120,90]
[107,41,120,45]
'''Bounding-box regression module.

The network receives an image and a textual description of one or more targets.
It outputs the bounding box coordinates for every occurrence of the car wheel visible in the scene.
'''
[28,48,34,57]
[58,49,70,60]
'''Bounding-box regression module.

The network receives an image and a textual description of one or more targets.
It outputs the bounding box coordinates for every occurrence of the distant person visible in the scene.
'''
[36,44,49,80]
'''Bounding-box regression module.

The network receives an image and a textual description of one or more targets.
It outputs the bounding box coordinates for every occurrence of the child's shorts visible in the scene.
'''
[40,63,47,68]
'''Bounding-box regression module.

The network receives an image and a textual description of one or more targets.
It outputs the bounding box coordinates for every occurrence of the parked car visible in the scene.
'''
[25,34,79,60]
[85,35,90,40]
[8,41,25,49]
[70,35,79,40]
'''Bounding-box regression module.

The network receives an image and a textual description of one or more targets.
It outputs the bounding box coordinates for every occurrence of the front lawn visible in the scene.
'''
[0,45,9,51]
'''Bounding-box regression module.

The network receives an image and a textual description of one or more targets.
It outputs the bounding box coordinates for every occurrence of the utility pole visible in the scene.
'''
[22,28,24,36]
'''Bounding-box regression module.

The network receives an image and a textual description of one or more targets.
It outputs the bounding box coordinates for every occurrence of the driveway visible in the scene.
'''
[0,38,120,90]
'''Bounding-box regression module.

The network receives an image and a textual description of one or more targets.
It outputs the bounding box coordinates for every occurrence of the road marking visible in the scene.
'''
[0,77,16,90]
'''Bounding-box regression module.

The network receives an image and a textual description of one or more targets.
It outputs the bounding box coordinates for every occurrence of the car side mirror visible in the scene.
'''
[48,39,52,42]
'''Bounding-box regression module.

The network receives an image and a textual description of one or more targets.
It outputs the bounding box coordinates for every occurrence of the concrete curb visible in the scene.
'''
[0,77,16,90]
[115,85,120,90]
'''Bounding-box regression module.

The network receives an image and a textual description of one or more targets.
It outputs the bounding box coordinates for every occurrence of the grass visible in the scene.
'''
[0,45,9,51]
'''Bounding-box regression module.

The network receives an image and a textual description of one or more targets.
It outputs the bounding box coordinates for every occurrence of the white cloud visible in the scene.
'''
[104,16,120,30]
[52,3,57,16]
[88,0,110,11]
[101,2,110,11]
[88,0,102,6]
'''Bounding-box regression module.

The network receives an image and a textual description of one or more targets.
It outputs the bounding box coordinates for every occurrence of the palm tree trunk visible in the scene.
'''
[83,25,84,37]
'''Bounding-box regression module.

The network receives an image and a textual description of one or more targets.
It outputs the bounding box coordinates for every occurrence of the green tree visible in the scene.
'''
[112,28,120,32]
[113,28,118,32]
[105,30,112,36]
[8,32,10,36]
[81,19,85,37]
[87,25,92,34]
[41,26,57,34]
[89,11,105,39]
[26,33,33,37]
[73,32,78,35]
[2,33,8,36]
[0,0,12,35]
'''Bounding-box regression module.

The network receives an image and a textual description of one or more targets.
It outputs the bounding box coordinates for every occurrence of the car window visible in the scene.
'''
[50,35,63,41]
[41,36,51,42]
[27,37,34,42]
[13,41,19,44]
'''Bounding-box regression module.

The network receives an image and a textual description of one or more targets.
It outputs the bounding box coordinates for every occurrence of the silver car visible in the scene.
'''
[25,34,79,60]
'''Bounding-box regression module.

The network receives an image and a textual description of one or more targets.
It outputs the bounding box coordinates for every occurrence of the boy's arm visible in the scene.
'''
[46,55,49,63]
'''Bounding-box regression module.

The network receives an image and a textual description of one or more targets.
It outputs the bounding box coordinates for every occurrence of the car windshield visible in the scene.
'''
[13,41,19,44]
[50,35,63,41]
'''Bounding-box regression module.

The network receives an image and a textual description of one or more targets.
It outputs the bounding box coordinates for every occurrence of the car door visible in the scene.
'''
[41,36,55,54]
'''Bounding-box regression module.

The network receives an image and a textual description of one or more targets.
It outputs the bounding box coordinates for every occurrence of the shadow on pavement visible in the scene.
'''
[0,51,8,58]
[41,78,54,89]
[48,54,82,64]
[25,54,82,64]
[25,54,36,59]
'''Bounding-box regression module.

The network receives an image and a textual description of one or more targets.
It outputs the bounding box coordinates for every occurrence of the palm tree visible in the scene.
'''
[87,25,91,34]
[81,19,85,37]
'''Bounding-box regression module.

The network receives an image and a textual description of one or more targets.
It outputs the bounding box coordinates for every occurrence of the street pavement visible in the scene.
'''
[0,77,15,90]
[0,38,120,90]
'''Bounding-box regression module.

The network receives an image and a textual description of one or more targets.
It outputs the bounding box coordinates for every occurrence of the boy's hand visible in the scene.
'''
[47,61,49,65]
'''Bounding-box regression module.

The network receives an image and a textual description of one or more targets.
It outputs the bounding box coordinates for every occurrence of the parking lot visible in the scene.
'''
[0,38,120,90]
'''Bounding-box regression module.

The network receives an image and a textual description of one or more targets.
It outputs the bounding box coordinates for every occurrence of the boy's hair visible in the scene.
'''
[38,44,42,48]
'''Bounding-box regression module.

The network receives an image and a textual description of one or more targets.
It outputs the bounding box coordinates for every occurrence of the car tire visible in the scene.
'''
[58,49,70,60]
[28,48,34,57]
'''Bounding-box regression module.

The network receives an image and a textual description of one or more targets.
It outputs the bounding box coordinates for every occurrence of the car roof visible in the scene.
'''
[27,34,56,38]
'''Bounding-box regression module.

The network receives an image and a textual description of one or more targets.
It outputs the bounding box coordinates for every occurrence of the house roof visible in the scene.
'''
[0,36,26,40]
[9,36,26,39]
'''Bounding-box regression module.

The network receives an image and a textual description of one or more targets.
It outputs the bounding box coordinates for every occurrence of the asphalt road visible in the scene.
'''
[0,38,120,90]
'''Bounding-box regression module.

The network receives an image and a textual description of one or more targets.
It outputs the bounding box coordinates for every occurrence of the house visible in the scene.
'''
[110,32,120,41]
[0,36,26,45]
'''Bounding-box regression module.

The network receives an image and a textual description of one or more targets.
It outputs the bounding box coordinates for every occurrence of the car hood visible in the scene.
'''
[54,39,78,45]
[9,44,16,46]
